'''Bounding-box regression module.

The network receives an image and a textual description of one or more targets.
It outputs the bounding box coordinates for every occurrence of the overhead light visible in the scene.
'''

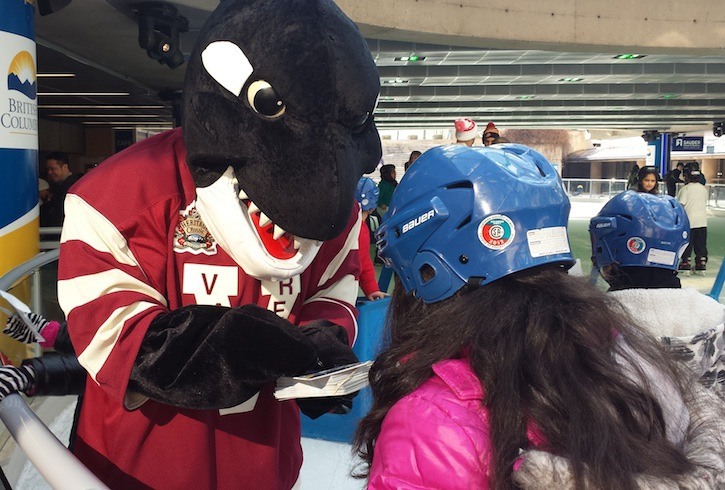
[48,114,161,118]
[614,54,646,60]
[39,105,165,109]
[83,121,172,126]
[395,55,426,62]
[377,96,395,101]
[660,94,679,99]
[516,95,536,100]
[559,77,583,82]
[36,73,76,78]
[384,79,409,84]
[38,92,131,96]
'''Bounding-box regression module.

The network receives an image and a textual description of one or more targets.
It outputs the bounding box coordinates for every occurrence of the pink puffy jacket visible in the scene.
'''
[368,358,545,489]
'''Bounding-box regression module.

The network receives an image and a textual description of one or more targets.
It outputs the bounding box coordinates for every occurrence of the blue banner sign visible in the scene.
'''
[672,136,704,152]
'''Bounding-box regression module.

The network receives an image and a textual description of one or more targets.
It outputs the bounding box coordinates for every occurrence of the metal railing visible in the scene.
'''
[0,251,109,489]
[39,227,61,252]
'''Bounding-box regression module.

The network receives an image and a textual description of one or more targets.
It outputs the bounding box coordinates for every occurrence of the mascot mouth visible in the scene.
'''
[238,188,304,260]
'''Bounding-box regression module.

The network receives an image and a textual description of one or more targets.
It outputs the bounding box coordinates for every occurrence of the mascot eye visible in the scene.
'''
[247,80,286,118]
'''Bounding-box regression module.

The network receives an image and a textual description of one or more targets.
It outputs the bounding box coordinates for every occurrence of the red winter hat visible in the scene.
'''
[483,122,499,137]
[454,118,477,141]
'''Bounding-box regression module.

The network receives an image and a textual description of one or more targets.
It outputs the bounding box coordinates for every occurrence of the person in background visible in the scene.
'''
[403,151,421,171]
[590,190,725,399]
[356,144,725,489]
[636,165,661,194]
[665,162,685,197]
[482,121,500,146]
[626,163,641,190]
[38,178,50,204]
[377,164,398,217]
[453,117,477,146]
[41,151,81,227]
[677,161,708,274]
[355,177,387,301]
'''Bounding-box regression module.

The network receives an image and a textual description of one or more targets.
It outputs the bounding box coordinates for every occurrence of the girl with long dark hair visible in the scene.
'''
[355,145,724,489]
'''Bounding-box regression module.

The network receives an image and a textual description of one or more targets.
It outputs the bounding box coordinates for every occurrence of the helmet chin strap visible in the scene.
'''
[195,167,321,281]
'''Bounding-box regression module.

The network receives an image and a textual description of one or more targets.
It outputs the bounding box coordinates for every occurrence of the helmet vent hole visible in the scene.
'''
[534,163,546,177]
[456,214,472,230]
[445,181,473,190]
[419,263,436,284]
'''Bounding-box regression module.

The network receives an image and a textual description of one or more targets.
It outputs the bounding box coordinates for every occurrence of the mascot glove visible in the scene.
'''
[297,320,360,419]
[299,320,358,372]
[4,312,59,348]
[0,364,35,400]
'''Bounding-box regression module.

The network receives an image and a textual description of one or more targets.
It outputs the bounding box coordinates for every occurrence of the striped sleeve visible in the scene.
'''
[298,208,361,345]
[58,193,169,404]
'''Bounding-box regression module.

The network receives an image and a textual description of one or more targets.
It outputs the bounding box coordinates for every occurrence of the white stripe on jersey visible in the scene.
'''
[58,269,168,314]
[61,194,141,267]
[304,273,359,344]
[317,210,361,287]
[79,301,160,382]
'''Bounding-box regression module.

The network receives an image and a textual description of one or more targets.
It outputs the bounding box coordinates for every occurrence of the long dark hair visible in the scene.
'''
[354,267,692,489]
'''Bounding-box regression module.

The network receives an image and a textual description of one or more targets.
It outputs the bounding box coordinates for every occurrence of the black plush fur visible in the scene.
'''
[183,0,382,240]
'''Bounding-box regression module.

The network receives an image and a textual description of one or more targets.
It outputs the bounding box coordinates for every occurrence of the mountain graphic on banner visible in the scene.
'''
[7,73,36,100]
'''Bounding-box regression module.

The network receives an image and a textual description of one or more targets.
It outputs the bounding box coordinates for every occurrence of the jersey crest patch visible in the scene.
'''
[174,203,217,255]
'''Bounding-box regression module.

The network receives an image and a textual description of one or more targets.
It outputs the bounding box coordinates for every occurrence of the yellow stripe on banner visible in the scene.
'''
[0,217,40,365]
[0,216,39,277]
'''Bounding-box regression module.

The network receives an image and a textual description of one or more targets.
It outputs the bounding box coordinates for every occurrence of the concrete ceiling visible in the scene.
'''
[33,0,725,134]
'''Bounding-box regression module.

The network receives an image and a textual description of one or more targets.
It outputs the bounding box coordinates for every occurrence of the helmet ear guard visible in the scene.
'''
[589,216,619,269]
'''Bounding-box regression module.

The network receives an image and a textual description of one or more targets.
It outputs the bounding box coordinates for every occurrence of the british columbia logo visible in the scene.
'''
[174,204,217,255]
[478,214,515,250]
[627,237,646,254]
[8,51,36,100]
[3,50,37,132]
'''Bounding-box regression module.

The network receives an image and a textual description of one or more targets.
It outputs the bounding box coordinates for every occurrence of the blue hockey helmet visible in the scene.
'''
[589,190,690,271]
[375,144,575,303]
[355,176,379,211]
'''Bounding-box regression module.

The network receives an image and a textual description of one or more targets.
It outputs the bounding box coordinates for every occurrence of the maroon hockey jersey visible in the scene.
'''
[58,128,361,489]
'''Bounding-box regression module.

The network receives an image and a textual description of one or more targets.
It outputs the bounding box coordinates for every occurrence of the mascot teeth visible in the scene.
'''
[238,190,300,257]
[273,225,286,240]
[259,212,272,227]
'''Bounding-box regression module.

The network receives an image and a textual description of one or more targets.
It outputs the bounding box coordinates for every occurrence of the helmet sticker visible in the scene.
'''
[647,248,676,266]
[627,237,646,254]
[526,226,570,258]
[478,214,515,250]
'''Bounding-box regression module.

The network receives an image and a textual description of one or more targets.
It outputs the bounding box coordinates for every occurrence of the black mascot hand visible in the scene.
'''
[296,320,360,419]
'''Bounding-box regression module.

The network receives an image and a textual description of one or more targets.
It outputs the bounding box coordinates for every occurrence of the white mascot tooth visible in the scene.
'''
[248,202,260,214]
[238,189,249,200]
[201,41,253,97]
[273,225,286,240]
[258,213,272,227]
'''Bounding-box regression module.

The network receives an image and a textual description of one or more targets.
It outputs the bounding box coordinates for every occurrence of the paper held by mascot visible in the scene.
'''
[56,0,382,488]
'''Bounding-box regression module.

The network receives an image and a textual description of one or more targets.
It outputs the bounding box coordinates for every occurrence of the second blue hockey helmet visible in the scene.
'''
[355,176,379,211]
[375,144,575,303]
[589,190,690,271]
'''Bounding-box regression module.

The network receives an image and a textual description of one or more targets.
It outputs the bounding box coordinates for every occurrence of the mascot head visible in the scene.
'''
[183,0,381,252]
